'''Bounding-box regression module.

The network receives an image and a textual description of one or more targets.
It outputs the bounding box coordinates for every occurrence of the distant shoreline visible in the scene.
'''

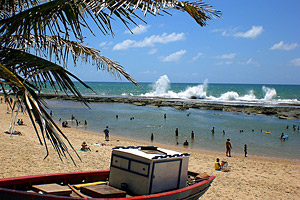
[39,93,300,119]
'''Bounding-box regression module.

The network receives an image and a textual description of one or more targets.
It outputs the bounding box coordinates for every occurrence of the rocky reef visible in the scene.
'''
[38,93,300,120]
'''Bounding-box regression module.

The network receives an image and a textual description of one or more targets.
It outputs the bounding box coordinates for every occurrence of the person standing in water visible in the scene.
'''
[103,126,109,141]
[211,127,215,135]
[191,131,195,139]
[175,128,178,137]
[244,144,247,157]
[226,139,232,157]
[150,133,154,141]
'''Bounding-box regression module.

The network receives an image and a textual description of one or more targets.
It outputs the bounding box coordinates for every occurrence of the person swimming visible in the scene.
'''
[183,140,189,146]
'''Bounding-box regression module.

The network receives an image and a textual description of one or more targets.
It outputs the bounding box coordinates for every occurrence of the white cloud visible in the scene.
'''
[148,48,158,55]
[113,40,136,50]
[99,41,113,48]
[125,25,150,35]
[192,52,203,61]
[140,70,158,75]
[270,41,299,50]
[238,58,260,66]
[291,58,300,66]
[214,26,263,39]
[191,73,200,76]
[162,50,186,62]
[216,61,233,65]
[113,32,185,50]
[212,27,238,37]
[217,53,236,59]
[234,26,263,38]
[99,42,107,47]
[245,58,252,65]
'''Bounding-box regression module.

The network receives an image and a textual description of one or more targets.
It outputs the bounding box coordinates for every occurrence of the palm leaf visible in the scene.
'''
[4,35,138,85]
[0,0,221,45]
[0,48,96,106]
[0,63,81,163]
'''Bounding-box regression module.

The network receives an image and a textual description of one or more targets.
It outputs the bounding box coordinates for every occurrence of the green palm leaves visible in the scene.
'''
[0,0,220,161]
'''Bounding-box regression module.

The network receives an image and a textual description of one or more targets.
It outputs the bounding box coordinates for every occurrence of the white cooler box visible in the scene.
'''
[109,146,190,195]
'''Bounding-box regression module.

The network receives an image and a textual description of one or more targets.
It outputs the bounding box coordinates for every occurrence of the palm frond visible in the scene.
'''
[4,35,138,85]
[0,0,221,46]
[0,48,97,106]
[0,63,81,163]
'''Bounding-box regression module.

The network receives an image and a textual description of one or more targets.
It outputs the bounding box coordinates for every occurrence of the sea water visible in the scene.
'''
[43,75,300,160]
[42,75,300,105]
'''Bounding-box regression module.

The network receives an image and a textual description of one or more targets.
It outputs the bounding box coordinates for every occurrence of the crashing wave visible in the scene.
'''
[140,75,299,105]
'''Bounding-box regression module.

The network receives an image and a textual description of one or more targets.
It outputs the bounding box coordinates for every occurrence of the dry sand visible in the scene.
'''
[0,102,299,199]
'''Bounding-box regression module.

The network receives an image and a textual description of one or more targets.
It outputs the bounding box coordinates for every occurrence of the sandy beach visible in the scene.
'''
[0,102,299,200]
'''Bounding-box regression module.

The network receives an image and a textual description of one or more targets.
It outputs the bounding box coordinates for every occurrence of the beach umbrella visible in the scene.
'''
[0,0,221,162]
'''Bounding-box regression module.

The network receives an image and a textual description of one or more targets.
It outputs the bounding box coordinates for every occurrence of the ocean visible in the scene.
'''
[43,75,300,160]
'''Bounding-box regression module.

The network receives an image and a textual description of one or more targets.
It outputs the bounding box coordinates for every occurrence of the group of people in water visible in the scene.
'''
[48,111,298,158]
[286,124,299,132]
[60,114,88,128]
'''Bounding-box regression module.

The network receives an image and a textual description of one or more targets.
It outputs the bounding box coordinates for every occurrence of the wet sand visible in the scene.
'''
[0,102,299,199]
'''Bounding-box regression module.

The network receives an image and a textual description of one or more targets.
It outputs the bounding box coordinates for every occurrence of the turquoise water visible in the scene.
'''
[41,76,300,160]
[46,99,300,161]
[42,75,300,105]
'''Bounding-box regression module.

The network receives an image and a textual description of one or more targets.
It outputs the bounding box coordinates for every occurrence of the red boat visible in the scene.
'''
[0,146,215,199]
[0,170,215,200]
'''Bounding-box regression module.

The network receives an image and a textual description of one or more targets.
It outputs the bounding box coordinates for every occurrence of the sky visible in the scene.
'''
[69,0,300,85]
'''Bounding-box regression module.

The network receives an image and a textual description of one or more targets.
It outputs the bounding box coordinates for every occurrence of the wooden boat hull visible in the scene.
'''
[0,170,215,200]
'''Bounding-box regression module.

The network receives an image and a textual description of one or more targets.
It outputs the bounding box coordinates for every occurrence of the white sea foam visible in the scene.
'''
[142,75,208,99]
[121,93,133,96]
[262,86,277,100]
[140,75,300,105]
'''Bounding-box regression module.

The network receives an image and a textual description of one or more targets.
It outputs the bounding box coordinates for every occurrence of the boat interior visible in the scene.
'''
[0,170,208,199]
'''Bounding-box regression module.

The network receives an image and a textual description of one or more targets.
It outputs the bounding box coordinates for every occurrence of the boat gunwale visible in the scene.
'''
[0,170,215,199]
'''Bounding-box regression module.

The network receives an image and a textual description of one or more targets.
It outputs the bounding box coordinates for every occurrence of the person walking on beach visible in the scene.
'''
[103,126,109,141]
[244,144,247,157]
[226,139,232,157]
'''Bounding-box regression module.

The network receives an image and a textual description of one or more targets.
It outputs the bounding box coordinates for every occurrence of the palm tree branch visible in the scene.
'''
[1,0,221,47]
[0,48,98,106]
[1,63,80,162]
[4,36,138,85]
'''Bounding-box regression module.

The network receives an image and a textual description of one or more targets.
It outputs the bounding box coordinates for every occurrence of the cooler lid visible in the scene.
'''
[112,146,190,160]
